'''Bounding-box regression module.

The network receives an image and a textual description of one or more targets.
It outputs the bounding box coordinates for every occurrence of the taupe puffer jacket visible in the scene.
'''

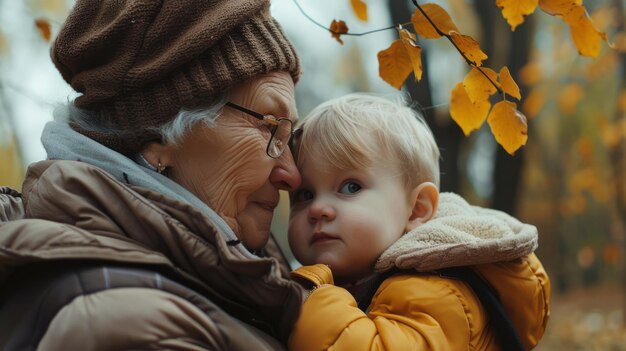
[0,160,304,350]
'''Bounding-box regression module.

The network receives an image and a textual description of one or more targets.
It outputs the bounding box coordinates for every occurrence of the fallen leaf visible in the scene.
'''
[450,82,491,135]
[558,83,584,114]
[522,89,546,119]
[377,29,422,89]
[450,31,488,66]
[487,101,528,154]
[350,0,368,22]
[463,67,499,103]
[499,66,521,100]
[35,18,52,42]
[411,3,459,39]
[330,19,349,45]
[495,0,538,31]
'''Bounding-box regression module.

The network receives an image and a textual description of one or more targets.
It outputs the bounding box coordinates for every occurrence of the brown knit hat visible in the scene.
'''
[52,0,300,156]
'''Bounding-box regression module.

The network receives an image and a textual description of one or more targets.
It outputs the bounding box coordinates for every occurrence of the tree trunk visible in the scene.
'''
[474,0,534,215]
[610,0,626,328]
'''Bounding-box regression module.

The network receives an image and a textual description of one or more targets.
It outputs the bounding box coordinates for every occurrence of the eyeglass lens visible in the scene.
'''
[267,119,293,158]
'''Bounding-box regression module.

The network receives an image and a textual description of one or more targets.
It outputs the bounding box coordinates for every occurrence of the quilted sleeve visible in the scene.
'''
[38,287,278,351]
[288,270,484,351]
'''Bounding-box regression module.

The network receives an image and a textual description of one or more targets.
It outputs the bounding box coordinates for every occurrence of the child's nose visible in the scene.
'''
[308,198,336,223]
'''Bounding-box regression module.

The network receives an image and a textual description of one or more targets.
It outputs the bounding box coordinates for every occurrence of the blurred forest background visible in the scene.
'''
[1,0,625,349]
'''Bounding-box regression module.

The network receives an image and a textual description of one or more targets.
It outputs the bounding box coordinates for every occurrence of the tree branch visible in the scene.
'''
[410,0,503,95]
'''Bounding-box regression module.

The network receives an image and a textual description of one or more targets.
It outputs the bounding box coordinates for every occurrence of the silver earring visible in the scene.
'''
[157,162,164,174]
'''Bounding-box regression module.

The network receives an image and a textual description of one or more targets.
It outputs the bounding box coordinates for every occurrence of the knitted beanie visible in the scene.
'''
[52,0,300,156]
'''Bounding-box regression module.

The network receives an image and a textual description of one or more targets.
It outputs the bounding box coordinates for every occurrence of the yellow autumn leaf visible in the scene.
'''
[411,3,459,39]
[575,136,594,163]
[450,82,491,136]
[35,18,52,42]
[568,168,595,193]
[400,29,423,82]
[495,0,538,31]
[522,89,546,119]
[463,67,499,103]
[487,101,528,155]
[519,62,543,86]
[558,83,584,114]
[568,13,606,58]
[350,0,368,22]
[601,125,620,149]
[499,66,521,100]
[450,31,487,66]
[377,29,422,89]
[538,0,581,16]
[539,1,606,58]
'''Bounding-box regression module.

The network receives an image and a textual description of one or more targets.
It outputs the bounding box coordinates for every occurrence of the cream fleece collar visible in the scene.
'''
[375,192,538,272]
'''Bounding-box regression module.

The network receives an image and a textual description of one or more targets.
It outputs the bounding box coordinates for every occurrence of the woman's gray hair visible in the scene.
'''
[54,94,228,147]
[159,96,227,145]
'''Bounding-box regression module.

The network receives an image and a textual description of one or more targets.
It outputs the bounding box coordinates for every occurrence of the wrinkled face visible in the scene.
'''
[169,71,301,250]
[288,150,412,285]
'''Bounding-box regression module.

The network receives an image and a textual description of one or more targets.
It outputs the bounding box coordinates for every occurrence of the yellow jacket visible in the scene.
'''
[289,193,551,351]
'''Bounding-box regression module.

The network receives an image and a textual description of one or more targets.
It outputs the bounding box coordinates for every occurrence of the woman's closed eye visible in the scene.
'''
[338,181,362,195]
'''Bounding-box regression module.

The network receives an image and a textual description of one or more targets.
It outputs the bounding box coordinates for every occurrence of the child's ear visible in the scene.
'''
[405,182,439,232]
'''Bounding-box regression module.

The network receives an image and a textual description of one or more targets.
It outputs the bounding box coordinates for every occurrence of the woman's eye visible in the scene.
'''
[339,181,361,194]
[291,189,314,203]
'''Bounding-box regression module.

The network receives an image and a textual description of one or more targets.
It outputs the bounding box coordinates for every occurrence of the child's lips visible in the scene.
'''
[311,232,340,245]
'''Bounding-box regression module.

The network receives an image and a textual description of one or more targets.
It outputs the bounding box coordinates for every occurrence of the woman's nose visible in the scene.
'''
[308,197,336,223]
[269,148,301,191]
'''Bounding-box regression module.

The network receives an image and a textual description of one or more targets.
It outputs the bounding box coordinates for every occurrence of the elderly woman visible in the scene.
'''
[0,0,306,349]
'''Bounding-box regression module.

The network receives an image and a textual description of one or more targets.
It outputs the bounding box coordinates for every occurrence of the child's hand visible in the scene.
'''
[290,264,334,303]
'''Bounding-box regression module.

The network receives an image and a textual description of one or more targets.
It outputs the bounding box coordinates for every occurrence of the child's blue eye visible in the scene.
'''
[339,181,361,194]
[291,188,314,203]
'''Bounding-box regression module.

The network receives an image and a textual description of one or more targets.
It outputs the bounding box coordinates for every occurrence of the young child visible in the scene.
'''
[287,93,550,351]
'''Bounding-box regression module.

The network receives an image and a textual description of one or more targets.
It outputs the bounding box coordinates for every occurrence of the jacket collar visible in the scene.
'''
[376,192,539,272]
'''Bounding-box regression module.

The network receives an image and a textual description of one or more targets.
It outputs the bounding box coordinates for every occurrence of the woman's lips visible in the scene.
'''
[311,232,340,245]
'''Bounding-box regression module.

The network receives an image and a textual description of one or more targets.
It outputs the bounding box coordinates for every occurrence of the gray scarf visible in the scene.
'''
[41,120,257,259]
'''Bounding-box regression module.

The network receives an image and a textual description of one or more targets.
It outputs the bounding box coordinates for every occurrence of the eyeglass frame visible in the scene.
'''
[224,101,298,159]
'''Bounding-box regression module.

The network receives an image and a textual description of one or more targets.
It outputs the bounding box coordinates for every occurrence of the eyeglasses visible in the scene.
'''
[225,101,295,159]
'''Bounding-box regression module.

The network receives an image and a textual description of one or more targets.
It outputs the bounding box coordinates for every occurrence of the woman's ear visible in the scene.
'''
[141,141,174,170]
[405,182,439,232]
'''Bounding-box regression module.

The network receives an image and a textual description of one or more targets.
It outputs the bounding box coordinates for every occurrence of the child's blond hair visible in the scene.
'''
[296,93,440,188]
